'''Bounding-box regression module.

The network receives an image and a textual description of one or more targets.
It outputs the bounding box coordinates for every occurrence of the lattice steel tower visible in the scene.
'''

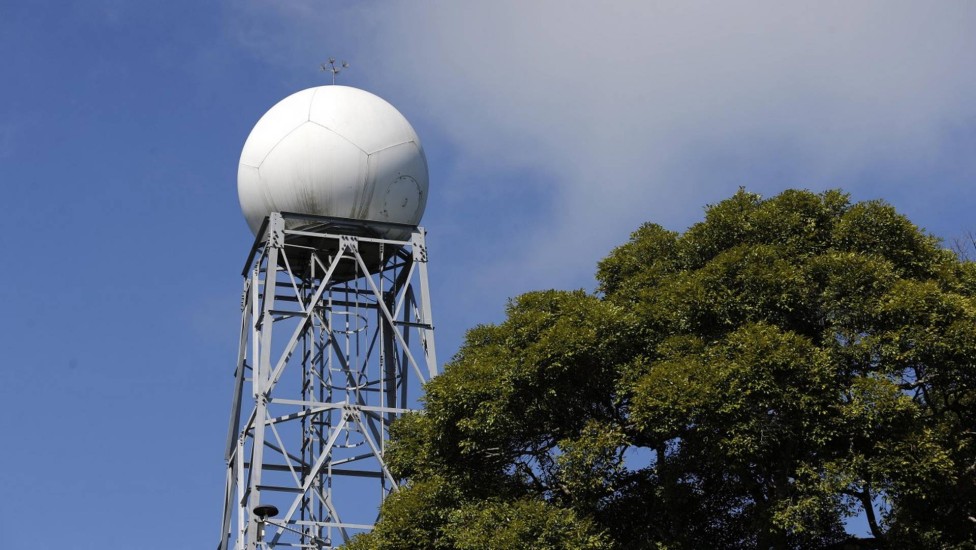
[218,86,437,549]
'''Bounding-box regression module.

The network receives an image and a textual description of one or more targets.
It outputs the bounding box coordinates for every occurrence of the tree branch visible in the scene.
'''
[852,486,885,541]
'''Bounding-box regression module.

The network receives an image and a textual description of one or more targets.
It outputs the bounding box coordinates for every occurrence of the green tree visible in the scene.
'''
[350,189,976,549]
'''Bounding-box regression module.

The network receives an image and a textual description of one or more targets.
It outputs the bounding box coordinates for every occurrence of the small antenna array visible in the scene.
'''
[320,57,349,85]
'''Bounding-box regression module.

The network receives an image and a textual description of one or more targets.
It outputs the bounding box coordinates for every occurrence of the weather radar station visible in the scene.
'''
[217,74,438,549]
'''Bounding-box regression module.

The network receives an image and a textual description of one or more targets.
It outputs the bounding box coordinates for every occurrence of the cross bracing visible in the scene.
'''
[218,212,437,550]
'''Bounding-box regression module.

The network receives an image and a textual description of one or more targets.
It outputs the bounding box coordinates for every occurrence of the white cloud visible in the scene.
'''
[231,0,976,293]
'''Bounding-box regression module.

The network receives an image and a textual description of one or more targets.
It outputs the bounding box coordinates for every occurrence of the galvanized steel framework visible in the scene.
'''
[218,212,437,550]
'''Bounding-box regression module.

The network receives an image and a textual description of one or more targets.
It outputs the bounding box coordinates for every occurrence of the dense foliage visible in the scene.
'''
[349,190,976,549]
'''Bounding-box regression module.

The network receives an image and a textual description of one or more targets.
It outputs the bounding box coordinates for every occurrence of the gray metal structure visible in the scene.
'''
[218,211,437,550]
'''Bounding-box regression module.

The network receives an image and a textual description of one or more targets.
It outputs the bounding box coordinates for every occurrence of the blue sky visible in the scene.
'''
[1,1,974,548]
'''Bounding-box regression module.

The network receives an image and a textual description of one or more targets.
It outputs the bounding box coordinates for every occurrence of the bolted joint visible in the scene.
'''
[413,244,428,263]
[340,235,359,253]
[411,231,428,262]
[266,212,286,250]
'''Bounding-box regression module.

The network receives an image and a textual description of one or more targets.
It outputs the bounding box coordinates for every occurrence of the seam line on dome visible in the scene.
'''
[306,120,369,156]
[257,123,309,166]
[367,140,414,155]
[308,88,318,121]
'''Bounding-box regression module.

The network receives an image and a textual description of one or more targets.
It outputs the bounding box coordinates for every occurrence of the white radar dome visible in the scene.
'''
[238,86,428,239]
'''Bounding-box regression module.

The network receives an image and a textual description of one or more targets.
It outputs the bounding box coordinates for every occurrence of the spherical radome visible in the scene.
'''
[237,86,429,239]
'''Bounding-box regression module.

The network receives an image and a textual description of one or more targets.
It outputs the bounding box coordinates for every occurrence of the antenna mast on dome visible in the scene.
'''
[320,57,349,84]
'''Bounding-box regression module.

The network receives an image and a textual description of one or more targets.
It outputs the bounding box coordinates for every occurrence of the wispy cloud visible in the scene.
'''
[230,0,976,295]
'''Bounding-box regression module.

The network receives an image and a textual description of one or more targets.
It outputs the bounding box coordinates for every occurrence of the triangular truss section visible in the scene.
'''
[218,212,437,550]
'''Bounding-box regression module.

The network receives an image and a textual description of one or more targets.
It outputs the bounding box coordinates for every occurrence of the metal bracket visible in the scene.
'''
[267,213,286,250]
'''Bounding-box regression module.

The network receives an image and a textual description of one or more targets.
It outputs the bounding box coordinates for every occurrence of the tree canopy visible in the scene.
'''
[349,189,976,549]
